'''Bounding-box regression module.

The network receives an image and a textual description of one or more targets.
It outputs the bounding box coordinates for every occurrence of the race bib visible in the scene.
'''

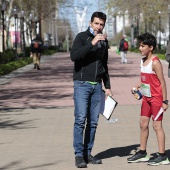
[141,83,151,97]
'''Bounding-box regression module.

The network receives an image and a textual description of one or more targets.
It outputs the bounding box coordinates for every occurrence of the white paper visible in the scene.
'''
[100,91,118,120]
[154,107,164,121]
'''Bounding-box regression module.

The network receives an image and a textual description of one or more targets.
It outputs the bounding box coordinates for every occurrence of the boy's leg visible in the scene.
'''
[140,116,150,151]
[151,105,165,153]
[147,105,169,165]
[153,121,165,153]
[127,100,151,163]
[140,100,152,150]
[148,121,169,166]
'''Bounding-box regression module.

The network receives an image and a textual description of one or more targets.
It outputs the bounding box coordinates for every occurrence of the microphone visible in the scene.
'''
[98,41,102,48]
[97,32,104,48]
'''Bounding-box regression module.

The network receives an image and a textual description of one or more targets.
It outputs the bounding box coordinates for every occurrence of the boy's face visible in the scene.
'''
[139,42,153,56]
[89,17,105,36]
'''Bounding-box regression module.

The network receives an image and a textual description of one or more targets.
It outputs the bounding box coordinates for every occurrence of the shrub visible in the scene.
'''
[47,45,58,51]
[157,54,166,60]
[0,47,58,76]
[129,47,140,53]
[0,58,32,76]
[0,49,16,64]
[24,47,31,57]
[43,50,57,55]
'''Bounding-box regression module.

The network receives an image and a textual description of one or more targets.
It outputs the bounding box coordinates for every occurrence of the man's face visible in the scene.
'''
[89,17,105,36]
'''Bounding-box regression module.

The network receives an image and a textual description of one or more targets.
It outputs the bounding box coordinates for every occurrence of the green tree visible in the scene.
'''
[105,0,170,36]
[2,0,72,49]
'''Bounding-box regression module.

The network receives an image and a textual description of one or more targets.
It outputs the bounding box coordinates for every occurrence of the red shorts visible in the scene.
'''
[141,98,163,121]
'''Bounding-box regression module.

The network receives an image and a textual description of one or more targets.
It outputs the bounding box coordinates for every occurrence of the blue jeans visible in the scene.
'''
[73,80,102,156]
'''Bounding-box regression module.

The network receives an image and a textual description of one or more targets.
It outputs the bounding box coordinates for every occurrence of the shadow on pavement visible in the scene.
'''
[0,119,37,130]
[0,161,58,170]
[95,144,140,159]
[0,111,37,130]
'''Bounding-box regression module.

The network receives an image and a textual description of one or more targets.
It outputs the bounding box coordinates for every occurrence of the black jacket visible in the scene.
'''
[30,38,43,53]
[70,28,111,89]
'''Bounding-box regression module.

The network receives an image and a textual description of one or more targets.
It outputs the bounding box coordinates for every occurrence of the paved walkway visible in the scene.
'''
[0,50,170,170]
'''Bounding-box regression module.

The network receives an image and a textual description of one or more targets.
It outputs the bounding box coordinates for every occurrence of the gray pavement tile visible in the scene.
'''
[0,106,170,170]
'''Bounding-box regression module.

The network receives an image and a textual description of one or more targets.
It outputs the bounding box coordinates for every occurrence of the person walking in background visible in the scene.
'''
[70,11,112,168]
[119,35,128,64]
[30,34,43,70]
[127,33,169,166]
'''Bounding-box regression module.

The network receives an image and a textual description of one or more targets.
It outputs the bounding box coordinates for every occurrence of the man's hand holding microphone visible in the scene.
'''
[91,33,106,46]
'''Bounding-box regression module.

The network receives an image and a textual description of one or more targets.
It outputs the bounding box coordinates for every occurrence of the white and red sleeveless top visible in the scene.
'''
[140,57,162,99]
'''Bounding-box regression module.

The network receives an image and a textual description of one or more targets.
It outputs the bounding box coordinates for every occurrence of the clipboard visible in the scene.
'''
[100,90,118,120]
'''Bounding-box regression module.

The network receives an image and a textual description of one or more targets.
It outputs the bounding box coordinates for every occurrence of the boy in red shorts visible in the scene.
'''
[127,33,169,166]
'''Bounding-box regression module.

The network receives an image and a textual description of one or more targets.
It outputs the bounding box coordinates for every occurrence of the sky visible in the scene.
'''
[58,0,102,37]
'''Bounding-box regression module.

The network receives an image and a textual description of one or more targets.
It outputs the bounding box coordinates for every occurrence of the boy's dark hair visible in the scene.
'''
[91,11,107,23]
[137,33,157,51]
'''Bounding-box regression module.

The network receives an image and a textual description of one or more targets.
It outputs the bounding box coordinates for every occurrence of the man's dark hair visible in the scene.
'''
[91,11,107,23]
[137,33,157,51]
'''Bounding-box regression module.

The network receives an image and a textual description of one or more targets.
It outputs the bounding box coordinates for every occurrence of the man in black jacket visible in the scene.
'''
[119,35,128,64]
[70,11,112,168]
[30,34,43,70]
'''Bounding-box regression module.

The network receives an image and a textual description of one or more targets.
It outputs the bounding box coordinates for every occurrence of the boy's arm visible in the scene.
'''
[131,82,141,94]
[153,60,168,110]
[132,82,141,90]
[136,82,141,89]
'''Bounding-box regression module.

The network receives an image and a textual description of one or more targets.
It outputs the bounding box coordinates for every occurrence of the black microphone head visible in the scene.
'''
[98,41,101,48]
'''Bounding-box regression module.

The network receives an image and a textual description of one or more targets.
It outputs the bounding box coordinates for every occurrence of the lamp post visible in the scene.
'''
[20,10,25,57]
[12,6,18,55]
[1,1,6,52]
[1,0,10,52]
[158,11,161,50]
[29,13,38,39]
[33,17,38,35]
[168,5,170,42]
[29,13,33,41]
[131,16,134,47]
